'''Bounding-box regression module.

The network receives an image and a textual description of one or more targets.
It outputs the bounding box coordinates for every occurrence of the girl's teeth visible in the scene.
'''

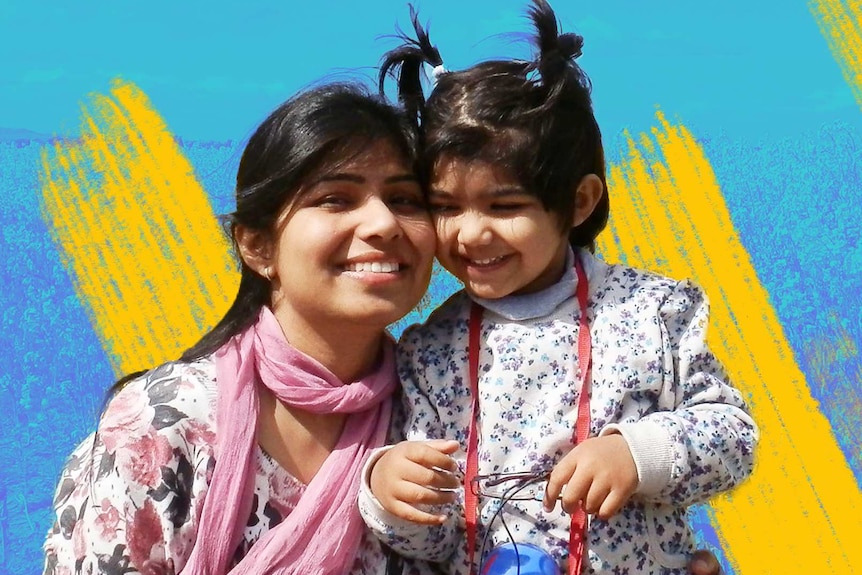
[474,256,503,265]
[346,262,400,273]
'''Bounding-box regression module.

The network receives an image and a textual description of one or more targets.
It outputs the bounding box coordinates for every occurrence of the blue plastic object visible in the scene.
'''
[480,542,561,575]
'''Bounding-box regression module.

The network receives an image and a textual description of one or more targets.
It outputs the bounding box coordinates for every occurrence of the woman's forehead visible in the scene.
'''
[315,138,414,178]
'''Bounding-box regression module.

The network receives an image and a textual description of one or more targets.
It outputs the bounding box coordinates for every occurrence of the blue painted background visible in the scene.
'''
[1,1,860,573]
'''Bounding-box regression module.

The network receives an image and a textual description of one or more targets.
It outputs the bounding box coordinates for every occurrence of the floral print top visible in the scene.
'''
[359,250,758,575]
[43,357,389,575]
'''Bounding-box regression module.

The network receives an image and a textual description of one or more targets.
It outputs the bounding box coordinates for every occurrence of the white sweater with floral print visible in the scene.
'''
[360,250,758,575]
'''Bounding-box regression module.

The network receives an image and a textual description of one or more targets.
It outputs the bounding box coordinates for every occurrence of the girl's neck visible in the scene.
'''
[471,246,581,322]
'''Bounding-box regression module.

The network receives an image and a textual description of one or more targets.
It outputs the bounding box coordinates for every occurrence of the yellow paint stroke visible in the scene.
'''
[810,0,862,109]
[39,79,238,376]
[598,111,862,574]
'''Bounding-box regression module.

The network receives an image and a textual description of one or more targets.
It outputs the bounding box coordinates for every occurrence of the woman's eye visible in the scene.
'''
[314,194,350,208]
[389,194,426,212]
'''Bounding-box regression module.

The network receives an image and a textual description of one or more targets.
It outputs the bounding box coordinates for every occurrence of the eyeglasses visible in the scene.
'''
[470,469,552,502]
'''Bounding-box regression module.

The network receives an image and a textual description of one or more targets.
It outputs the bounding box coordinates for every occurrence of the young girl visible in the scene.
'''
[359,2,758,574]
[43,82,437,575]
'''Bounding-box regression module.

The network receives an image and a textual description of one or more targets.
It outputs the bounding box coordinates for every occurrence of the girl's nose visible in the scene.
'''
[456,212,493,246]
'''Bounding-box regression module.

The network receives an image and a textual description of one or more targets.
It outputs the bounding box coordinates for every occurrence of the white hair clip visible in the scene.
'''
[426,62,448,87]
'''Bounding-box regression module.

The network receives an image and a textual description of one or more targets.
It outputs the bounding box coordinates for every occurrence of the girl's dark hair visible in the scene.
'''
[110,82,418,394]
[380,0,608,250]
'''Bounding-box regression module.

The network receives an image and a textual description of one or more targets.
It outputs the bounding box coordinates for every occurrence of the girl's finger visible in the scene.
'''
[387,499,449,525]
[560,469,591,515]
[595,486,628,520]
[543,458,577,512]
[583,480,612,516]
[425,439,461,455]
[393,481,457,507]
[406,444,459,475]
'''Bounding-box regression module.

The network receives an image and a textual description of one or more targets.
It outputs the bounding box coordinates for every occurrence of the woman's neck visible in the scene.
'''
[269,306,386,383]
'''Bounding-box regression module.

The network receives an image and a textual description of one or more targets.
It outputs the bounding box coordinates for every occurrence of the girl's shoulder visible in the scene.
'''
[396,290,472,363]
[589,255,708,320]
[590,255,690,300]
[401,290,472,340]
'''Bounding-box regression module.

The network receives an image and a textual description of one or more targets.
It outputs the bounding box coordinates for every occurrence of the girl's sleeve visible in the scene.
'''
[358,325,462,563]
[42,363,215,575]
[600,280,759,506]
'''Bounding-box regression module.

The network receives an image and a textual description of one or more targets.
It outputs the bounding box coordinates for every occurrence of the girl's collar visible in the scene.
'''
[469,247,592,321]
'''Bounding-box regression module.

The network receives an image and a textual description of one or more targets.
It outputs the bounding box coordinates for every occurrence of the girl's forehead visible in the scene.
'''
[431,156,520,188]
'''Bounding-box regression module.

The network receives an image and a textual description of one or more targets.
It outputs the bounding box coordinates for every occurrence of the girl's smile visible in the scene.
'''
[430,157,570,300]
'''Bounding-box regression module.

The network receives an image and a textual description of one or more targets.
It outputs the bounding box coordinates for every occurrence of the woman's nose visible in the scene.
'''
[356,197,403,240]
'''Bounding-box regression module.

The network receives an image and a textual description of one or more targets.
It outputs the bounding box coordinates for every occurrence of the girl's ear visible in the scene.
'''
[235,225,274,279]
[572,174,604,228]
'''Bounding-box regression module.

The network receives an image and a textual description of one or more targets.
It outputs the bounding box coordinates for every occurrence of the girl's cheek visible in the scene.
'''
[433,217,456,243]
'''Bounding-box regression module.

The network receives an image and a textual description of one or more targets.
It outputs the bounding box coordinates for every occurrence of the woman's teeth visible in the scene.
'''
[345,262,400,273]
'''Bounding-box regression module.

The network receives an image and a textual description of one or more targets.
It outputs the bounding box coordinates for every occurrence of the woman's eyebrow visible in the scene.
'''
[308,173,364,187]
[385,173,420,184]
[310,172,418,186]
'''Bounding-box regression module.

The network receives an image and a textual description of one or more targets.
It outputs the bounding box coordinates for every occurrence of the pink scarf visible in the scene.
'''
[182,307,397,575]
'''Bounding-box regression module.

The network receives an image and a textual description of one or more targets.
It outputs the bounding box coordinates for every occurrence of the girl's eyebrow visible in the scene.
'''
[429,186,528,199]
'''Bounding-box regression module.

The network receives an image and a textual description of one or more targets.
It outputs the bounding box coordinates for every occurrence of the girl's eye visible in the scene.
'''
[491,203,526,213]
[429,203,458,214]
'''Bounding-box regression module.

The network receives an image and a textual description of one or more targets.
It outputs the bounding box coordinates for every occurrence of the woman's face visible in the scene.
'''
[268,140,435,334]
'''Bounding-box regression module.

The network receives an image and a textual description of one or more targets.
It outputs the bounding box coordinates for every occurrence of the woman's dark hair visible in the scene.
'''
[182,82,420,361]
[109,82,419,394]
[380,0,608,251]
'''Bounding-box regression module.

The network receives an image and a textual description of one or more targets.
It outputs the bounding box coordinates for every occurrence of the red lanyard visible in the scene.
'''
[464,255,593,575]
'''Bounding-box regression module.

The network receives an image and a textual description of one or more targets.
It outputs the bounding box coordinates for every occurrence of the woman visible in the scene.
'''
[42,82,436,575]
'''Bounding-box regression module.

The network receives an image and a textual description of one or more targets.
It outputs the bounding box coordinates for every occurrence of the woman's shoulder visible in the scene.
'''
[99,357,219,447]
[46,358,220,574]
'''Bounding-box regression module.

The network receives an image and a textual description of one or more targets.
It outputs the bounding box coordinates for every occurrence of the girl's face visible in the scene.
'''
[429,156,570,300]
[265,140,436,333]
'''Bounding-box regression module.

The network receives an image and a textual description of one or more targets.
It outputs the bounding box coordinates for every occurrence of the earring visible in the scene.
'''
[263,266,273,281]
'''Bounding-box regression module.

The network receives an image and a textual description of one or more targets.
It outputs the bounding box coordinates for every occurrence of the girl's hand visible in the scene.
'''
[369,439,461,525]
[542,432,638,520]
[688,549,722,575]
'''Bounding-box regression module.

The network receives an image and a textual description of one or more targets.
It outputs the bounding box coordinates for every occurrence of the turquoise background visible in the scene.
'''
[1,1,860,573]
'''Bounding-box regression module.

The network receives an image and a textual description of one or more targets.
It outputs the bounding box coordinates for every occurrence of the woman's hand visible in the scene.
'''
[542,432,638,520]
[369,439,461,525]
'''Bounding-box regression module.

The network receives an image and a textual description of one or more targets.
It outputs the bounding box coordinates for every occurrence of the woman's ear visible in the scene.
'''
[571,174,604,228]
[235,225,274,280]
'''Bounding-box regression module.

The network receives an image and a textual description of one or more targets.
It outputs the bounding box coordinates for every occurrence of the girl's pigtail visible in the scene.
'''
[379,4,444,129]
[527,0,590,107]
[526,0,608,252]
